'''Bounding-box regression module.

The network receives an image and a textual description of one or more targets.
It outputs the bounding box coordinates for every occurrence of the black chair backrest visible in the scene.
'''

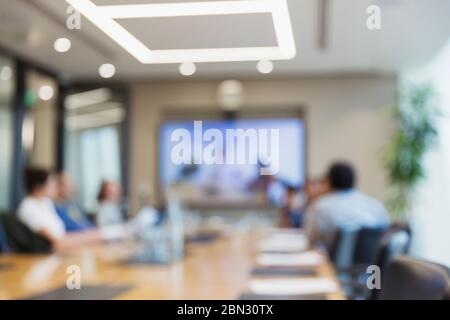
[328,227,359,269]
[382,230,411,268]
[353,226,387,266]
[444,286,450,300]
[369,228,411,300]
[0,215,51,254]
[379,256,450,300]
[0,216,10,252]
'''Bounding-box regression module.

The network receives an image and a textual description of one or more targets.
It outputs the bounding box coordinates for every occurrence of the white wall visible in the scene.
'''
[403,40,450,266]
[129,75,397,212]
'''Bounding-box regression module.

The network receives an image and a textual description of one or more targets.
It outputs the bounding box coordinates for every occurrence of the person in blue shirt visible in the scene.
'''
[305,162,389,245]
[53,172,94,232]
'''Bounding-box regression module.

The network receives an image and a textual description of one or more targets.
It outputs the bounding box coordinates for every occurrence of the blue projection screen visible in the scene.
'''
[159,118,306,192]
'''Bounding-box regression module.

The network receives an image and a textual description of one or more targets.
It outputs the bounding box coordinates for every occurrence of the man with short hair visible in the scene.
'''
[305,162,389,245]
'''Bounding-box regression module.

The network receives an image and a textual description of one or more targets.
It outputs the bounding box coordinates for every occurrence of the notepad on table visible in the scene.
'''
[249,278,338,296]
[257,251,325,267]
[259,232,309,252]
[258,237,309,253]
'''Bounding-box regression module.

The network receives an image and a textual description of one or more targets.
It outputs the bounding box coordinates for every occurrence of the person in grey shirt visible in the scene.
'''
[305,162,389,245]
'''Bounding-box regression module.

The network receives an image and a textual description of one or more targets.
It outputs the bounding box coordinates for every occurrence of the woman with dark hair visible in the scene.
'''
[96,181,125,227]
[17,168,126,251]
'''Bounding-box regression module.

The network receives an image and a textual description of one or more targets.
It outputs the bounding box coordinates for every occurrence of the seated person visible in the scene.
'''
[18,168,126,252]
[279,185,303,228]
[305,162,389,245]
[53,171,94,232]
[96,181,125,227]
[279,178,331,229]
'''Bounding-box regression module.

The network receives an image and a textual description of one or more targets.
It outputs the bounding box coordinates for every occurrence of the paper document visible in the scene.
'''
[249,278,338,295]
[257,251,325,267]
[259,236,309,252]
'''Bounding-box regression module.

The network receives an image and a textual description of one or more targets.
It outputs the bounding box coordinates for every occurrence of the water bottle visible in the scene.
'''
[166,191,185,261]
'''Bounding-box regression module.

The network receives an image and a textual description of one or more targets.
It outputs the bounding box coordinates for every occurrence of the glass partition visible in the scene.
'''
[64,88,127,214]
[0,56,15,213]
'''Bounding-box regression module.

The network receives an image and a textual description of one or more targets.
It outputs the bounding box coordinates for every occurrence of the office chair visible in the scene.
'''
[352,226,388,268]
[0,217,10,253]
[328,227,359,270]
[0,215,51,254]
[376,227,411,271]
[368,227,411,300]
[379,256,450,300]
[330,226,387,298]
[444,286,450,300]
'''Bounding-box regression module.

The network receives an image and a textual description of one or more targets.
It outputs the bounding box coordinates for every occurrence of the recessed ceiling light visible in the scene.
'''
[65,0,296,64]
[98,63,116,78]
[0,66,12,81]
[217,80,244,111]
[257,60,274,74]
[38,85,54,101]
[54,38,72,53]
[179,62,196,76]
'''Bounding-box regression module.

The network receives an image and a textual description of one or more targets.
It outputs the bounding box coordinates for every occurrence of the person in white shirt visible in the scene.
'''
[18,169,68,242]
[305,162,389,245]
[18,168,126,252]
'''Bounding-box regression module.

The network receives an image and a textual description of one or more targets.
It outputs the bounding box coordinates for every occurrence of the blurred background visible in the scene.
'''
[0,0,449,300]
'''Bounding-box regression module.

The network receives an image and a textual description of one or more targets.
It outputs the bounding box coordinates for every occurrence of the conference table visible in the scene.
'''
[0,230,344,300]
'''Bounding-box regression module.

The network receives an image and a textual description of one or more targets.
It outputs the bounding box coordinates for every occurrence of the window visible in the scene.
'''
[64,88,127,213]
[0,56,15,212]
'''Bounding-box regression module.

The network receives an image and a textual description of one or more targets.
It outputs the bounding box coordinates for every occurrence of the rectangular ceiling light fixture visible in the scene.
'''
[65,0,296,64]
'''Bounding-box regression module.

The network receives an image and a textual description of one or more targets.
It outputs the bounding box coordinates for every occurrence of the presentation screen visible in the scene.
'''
[159,118,306,196]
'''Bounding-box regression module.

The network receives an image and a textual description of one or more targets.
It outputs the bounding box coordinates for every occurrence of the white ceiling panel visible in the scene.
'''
[0,0,448,80]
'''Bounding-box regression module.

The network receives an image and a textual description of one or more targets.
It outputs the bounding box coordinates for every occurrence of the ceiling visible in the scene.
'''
[0,0,448,81]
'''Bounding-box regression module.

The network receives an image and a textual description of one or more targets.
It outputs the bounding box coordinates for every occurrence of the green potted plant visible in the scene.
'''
[383,83,440,221]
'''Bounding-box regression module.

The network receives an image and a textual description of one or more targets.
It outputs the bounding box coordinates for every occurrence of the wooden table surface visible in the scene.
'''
[0,231,344,300]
